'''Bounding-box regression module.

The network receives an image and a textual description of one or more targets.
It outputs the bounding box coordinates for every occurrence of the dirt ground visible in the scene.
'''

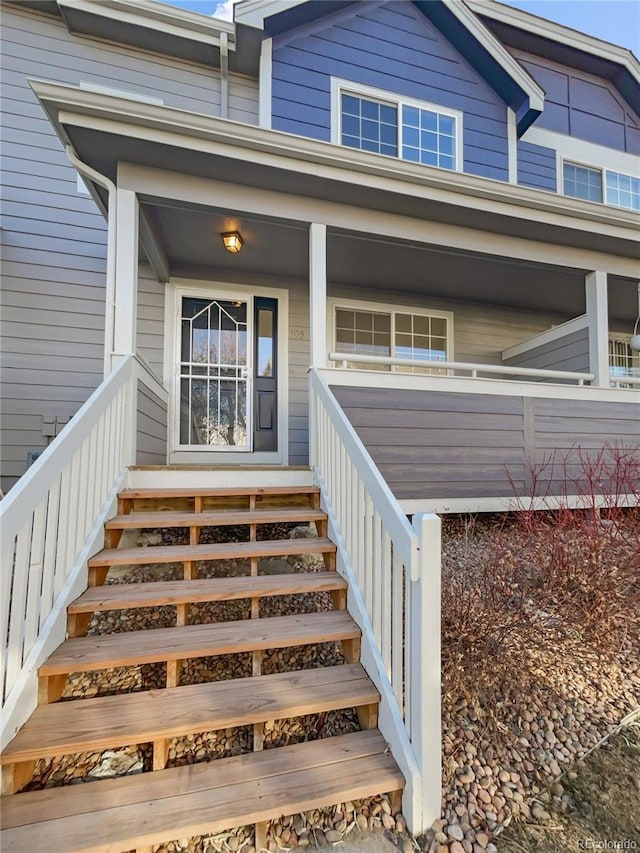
[497,724,640,853]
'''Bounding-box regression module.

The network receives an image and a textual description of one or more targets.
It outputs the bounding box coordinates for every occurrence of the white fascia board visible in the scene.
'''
[31,80,640,243]
[443,0,544,113]
[58,0,236,49]
[467,0,640,85]
[234,0,305,29]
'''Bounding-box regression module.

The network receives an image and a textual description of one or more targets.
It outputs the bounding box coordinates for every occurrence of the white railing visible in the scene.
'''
[0,355,167,748]
[610,373,640,387]
[329,352,595,384]
[309,368,441,835]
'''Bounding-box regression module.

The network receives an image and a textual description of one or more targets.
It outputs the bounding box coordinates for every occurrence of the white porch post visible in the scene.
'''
[309,223,327,368]
[112,188,139,364]
[585,271,609,387]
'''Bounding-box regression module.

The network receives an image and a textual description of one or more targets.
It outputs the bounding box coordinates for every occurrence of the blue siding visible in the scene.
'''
[518,56,639,154]
[517,141,556,191]
[272,0,509,181]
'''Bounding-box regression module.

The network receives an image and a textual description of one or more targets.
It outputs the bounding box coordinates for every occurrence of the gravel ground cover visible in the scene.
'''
[21,512,639,853]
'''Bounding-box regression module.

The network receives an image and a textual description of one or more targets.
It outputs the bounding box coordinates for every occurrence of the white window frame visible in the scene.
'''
[608,333,640,379]
[561,158,640,211]
[330,77,463,172]
[561,160,604,204]
[327,296,454,368]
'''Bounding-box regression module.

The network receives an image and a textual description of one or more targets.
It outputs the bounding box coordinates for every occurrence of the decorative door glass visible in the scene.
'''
[179,297,249,448]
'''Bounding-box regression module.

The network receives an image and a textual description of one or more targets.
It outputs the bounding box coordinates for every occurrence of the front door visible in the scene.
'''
[174,291,280,455]
[177,295,250,450]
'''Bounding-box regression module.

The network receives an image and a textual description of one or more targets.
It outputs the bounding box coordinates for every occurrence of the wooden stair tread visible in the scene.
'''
[0,731,403,852]
[88,537,336,567]
[40,611,359,675]
[68,572,347,613]
[119,485,320,499]
[106,507,326,529]
[1,664,376,764]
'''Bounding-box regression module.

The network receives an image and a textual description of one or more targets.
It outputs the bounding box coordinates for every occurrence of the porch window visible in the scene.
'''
[609,336,640,385]
[336,81,461,172]
[333,303,452,372]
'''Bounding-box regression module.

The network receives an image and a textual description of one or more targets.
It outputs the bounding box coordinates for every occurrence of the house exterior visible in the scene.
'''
[0,0,639,844]
[1,0,639,507]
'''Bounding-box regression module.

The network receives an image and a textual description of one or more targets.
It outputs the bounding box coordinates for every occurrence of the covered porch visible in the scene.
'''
[33,80,640,506]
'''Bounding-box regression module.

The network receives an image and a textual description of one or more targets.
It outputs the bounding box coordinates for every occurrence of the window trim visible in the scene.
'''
[327,296,454,367]
[330,77,464,172]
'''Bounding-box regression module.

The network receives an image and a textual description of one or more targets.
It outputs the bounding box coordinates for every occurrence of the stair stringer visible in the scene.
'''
[318,486,425,834]
[1,472,127,752]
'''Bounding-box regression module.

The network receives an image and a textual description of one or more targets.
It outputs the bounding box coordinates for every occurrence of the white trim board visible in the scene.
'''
[522,127,640,182]
[400,493,640,515]
[321,366,640,403]
[501,314,588,360]
[163,278,289,466]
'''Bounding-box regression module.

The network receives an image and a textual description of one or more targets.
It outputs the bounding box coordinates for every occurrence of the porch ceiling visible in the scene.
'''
[143,202,636,321]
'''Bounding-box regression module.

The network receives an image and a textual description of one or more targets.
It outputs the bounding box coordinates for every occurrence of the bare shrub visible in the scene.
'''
[441,444,640,712]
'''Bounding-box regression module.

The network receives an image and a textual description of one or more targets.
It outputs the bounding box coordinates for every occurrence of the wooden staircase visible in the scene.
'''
[0,482,404,852]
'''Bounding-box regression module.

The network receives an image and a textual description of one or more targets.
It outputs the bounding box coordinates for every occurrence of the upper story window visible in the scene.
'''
[333,79,462,173]
[563,161,639,211]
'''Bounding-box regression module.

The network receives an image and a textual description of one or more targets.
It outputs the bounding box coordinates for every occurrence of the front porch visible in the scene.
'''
[31,80,639,506]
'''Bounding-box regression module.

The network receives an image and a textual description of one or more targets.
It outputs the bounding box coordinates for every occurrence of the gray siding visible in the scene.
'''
[331,386,640,501]
[136,381,168,466]
[0,5,257,490]
[502,327,590,375]
[517,141,556,192]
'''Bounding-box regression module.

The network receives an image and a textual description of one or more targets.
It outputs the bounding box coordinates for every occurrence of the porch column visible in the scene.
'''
[585,271,609,387]
[309,223,327,368]
[112,188,139,362]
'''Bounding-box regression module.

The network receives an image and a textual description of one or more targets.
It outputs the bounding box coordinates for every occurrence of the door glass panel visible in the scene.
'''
[257,309,274,377]
[179,297,248,448]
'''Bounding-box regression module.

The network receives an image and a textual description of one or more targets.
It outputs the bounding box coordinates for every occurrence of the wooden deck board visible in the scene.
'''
[39,612,359,676]
[2,665,377,764]
[119,486,320,499]
[1,732,403,853]
[105,508,326,529]
[88,538,336,568]
[68,573,347,613]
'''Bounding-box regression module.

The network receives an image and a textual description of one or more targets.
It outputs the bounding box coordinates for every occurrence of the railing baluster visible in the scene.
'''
[391,548,404,711]
[1,356,169,735]
[381,529,392,674]
[40,480,61,627]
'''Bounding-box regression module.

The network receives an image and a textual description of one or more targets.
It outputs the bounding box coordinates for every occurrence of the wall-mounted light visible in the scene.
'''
[221,231,243,254]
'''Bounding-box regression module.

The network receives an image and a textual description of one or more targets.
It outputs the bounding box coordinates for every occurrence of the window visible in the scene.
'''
[563,163,602,203]
[332,301,452,372]
[335,80,461,172]
[563,162,640,211]
[606,171,640,212]
[609,336,640,386]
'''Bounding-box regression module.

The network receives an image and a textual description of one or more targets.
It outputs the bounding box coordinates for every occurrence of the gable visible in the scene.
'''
[271,0,512,181]
[513,51,640,155]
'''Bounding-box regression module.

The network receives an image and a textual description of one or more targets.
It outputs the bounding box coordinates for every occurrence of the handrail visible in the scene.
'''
[309,368,441,833]
[329,352,595,384]
[1,354,166,748]
[610,374,640,387]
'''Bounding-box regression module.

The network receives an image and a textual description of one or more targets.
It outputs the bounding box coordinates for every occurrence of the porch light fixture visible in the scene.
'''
[221,231,243,254]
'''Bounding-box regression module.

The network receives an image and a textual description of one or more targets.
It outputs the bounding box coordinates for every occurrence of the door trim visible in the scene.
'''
[164,278,289,465]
